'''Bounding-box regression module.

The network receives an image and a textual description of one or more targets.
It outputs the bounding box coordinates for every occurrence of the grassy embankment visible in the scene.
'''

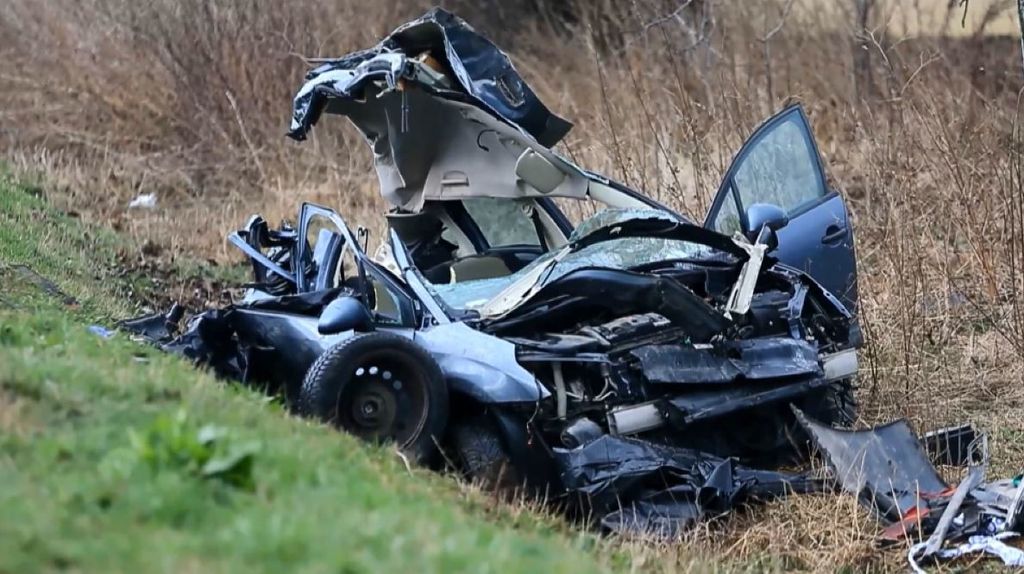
[0,172,634,574]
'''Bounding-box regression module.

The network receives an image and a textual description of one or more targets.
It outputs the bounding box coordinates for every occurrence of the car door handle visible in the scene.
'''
[822,224,847,244]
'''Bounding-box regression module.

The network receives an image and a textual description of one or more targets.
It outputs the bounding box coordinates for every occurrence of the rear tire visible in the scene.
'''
[299,332,449,464]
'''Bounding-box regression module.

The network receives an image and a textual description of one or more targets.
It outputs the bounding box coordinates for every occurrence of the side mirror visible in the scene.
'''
[318,296,374,335]
[745,203,789,243]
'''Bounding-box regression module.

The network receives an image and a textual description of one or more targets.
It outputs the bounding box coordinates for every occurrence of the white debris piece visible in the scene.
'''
[128,193,157,209]
[911,533,1024,572]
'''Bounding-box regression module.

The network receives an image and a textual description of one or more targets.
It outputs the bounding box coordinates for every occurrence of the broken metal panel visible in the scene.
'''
[289,8,571,147]
[332,89,589,212]
[725,235,767,316]
[385,8,572,146]
[667,377,829,425]
[794,408,948,522]
[631,338,822,385]
[287,9,584,212]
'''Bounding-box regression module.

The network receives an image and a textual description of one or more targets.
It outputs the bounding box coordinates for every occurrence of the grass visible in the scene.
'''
[0,173,632,574]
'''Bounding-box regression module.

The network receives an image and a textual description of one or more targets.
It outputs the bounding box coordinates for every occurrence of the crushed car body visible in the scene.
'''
[124,8,870,534]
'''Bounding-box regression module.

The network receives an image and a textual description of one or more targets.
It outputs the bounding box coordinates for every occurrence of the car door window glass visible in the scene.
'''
[365,267,407,325]
[711,188,743,236]
[732,117,825,216]
[303,214,348,289]
[462,198,541,247]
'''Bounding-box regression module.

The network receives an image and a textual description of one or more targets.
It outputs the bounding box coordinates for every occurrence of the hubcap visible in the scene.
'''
[334,353,430,447]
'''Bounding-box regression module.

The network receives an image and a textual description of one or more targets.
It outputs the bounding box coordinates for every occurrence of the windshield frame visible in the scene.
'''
[395,209,749,319]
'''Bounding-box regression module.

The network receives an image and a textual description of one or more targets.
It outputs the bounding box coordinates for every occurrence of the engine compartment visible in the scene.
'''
[491,261,857,458]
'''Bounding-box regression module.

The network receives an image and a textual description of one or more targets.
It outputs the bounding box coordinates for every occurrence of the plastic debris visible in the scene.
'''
[87,325,115,339]
[910,533,1024,573]
[128,193,157,209]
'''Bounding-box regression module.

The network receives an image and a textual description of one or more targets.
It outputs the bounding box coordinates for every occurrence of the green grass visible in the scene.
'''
[0,173,623,574]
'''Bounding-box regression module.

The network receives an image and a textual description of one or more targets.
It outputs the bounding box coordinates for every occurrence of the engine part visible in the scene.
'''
[553,362,567,419]
[821,349,858,381]
[578,312,671,346]
[560,417,605,448]
[608,401,663,435]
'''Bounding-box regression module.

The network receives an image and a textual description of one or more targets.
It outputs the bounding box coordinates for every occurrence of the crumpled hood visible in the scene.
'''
[288,8,570,146]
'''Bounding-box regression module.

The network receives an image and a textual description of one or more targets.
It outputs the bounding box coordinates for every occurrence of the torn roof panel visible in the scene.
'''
[286,11,587,212]
[288,7,571,146]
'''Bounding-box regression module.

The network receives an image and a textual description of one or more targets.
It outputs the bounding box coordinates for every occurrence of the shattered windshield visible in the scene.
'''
[432,209,714,310]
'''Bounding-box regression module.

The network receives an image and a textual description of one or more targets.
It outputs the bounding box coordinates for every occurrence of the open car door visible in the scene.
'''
[704,105,858,313]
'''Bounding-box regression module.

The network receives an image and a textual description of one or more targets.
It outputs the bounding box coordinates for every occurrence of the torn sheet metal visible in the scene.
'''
[794,411,1024,571]
[289,8,571,147]
[725,234,767,316]
[121,289,349,384]
[632,338,822,385]
[794,408,948,522]
[553,435,816,537]
[287,9,586,212]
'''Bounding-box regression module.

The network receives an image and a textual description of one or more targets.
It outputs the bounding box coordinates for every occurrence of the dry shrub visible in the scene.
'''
[3,0,1024,570]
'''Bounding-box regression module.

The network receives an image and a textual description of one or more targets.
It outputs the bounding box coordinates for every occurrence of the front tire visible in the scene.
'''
[449,417,521,494]
[298,332,449,464]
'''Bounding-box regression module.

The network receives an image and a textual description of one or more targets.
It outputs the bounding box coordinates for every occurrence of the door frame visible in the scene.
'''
[703,104,831,233]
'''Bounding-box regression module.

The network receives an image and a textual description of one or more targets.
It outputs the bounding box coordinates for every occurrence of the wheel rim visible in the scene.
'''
[332,350,430,448]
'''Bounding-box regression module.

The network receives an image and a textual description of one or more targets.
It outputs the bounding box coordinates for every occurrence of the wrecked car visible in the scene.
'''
[125,8,862,529]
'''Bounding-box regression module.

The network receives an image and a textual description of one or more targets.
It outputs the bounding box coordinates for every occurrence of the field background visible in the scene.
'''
[3,0,1024,571]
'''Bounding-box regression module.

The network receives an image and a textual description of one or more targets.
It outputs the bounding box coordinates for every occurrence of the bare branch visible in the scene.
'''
[625,0,715,55]
[759,0,796,43]
[638,0,694,34]
[1018,0,1024,75]
[758,0,796,107]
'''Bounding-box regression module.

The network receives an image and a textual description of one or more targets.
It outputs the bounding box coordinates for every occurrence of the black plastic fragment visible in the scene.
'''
[921,424,986,467]
[794,408,948,523]
[553,435,817,537]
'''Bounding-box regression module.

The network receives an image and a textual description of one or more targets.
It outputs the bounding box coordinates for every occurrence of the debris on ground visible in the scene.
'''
[553,434,818,537]
[128,193,157,209]
[87,325,115,339]
[794,409,1023,572]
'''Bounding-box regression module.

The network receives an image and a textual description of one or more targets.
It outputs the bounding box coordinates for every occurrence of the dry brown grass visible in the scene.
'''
[3,0,1024,570]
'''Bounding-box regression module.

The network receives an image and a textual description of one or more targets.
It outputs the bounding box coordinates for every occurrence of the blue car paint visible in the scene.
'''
[704,104,859,314]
